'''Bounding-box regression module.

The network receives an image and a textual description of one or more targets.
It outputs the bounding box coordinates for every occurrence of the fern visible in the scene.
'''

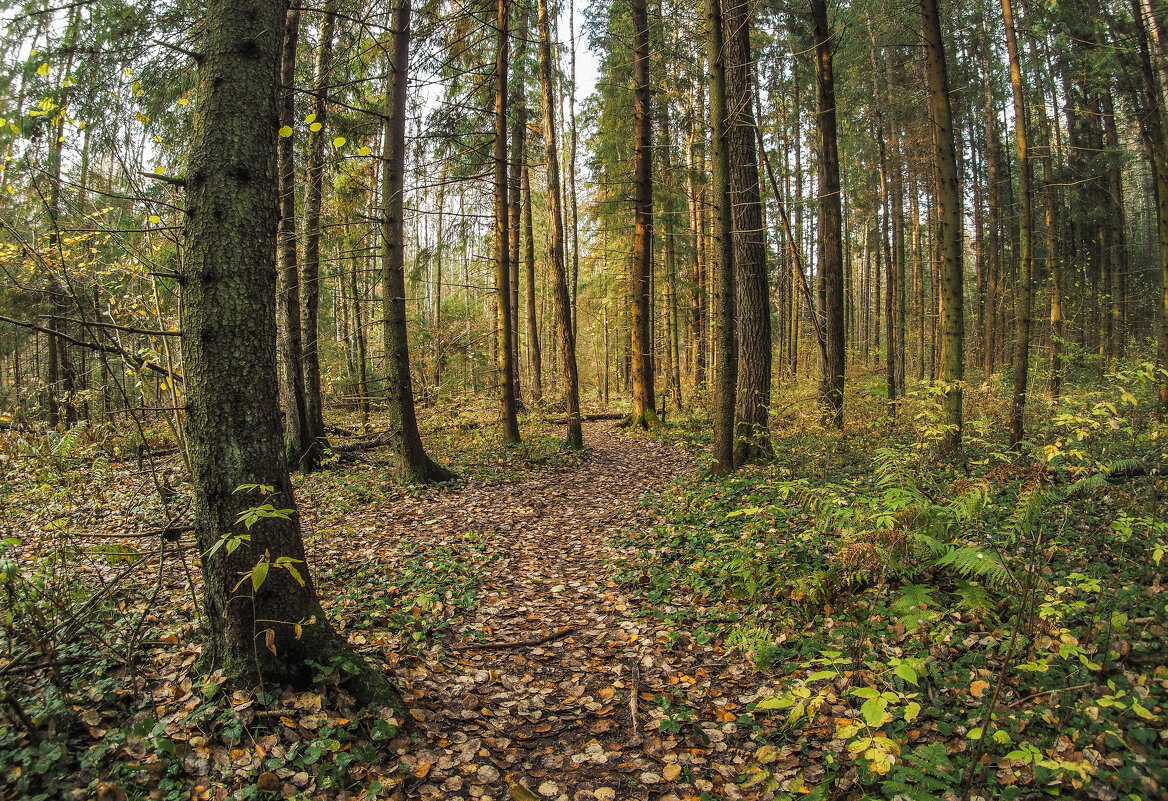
[881,742,957,800]
[953,579,997,621]
[50,422,86,461]
[935,546,1015,589]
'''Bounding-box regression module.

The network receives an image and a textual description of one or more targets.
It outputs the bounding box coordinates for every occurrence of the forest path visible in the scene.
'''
[337,422,766,801]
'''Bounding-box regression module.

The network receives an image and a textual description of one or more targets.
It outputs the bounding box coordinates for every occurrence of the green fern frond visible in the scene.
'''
[935,546,1015,589]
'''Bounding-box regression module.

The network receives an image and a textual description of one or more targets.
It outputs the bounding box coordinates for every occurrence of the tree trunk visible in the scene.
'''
[811,0,845,429]
[494,0,521,442]
[1002,0,1034,447]
[921,0,964,452]
[298,0,337,471]
[523,159,542,402]
[276,4,312,471]
[708,0,736,474]
[727,0,771,461]
[536,0,583,449]
[181,0,403,709]
[630,0,656,427]
[380,0,455,481]
[509,1,528,408]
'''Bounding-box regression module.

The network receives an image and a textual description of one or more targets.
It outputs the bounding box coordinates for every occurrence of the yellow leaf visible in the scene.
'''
[309,121,322,132]
[305,113,316,124]
[358,146,370,156]
[332,136,346,147]
[148,215,161,223]
[37,63,49,76]
[278,125,293,138]
[154,166,164,174]
[178,97,189,106]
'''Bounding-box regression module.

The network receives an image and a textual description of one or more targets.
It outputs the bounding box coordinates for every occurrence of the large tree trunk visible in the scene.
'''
[708,0,736,474]
[811,0,845,429]
[1002,0,1034,447]
[921,0,964,452]
[276,4,312,471]
[727,0,771,462]
[630,0,656,427]
[298,0,337,471]
[494,0,521,442]
[380,0,455,482]
[181,0,403,709]
[536,0,583,449]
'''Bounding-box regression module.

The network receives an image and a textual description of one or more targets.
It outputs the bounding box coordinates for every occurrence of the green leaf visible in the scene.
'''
[894,663,918,686]
[860,696,887,727]
[755,695,795,710]
[993,729,1012,745]
[967,727,984,740]
[251,560,269,592]
[903,701,921,722]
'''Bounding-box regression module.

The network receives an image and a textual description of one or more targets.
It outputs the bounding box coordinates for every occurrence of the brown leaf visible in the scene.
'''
[256,772,280,793]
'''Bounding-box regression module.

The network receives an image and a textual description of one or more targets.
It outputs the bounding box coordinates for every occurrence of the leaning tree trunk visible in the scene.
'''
[921,0,964,453]
[536,0,583,449]
[811,0,845,429]
[494,0,521,442]
[630,0,656,428]
[379,0,455,482]
[708,0,737,474]
[727,0,771,463]
[181,0,404,709]
[298,0,337,471]
[276,3,312,472]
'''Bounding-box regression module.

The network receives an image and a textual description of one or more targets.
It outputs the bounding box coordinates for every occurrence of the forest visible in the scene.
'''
[1,0,1167,797]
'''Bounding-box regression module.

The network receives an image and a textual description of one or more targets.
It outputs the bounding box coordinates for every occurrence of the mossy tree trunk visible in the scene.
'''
[921,0,964,452]
[181,0,403,711]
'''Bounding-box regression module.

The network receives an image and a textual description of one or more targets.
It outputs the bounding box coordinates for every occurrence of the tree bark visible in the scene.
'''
[708,0,736,474]
[630,0,656,428]
[298,0,337,471]
[380,0,455,482]
[495,0,522,442]
[921,0,964,452]
[536,0,583,449]
[811,0,845,429]
[1002,0,1034,447]
[727,0,771,461]
[276,4,312,472]
[181,0,403,709]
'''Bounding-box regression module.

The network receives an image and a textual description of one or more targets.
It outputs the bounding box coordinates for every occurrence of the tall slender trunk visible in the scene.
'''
[811,0,845,428]
[982,36,1001,379]
[380,0,455,481]
[1102,85,1127,358]
[298,0,337,470]
[629,0,656,427]
[921,0,964,452]
[276,4,311,471]
[536,0,582,448]
[508,1,528,407]
[523,160,542,401]
[494,0,521,442]
[1002,0,1034,447]
[708,0,736,473]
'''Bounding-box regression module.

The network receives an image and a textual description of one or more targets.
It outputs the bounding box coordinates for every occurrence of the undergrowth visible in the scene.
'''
[615,363,1168,800]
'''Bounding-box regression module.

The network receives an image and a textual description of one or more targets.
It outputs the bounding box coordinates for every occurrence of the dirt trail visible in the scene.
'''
[354,422,766,800]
